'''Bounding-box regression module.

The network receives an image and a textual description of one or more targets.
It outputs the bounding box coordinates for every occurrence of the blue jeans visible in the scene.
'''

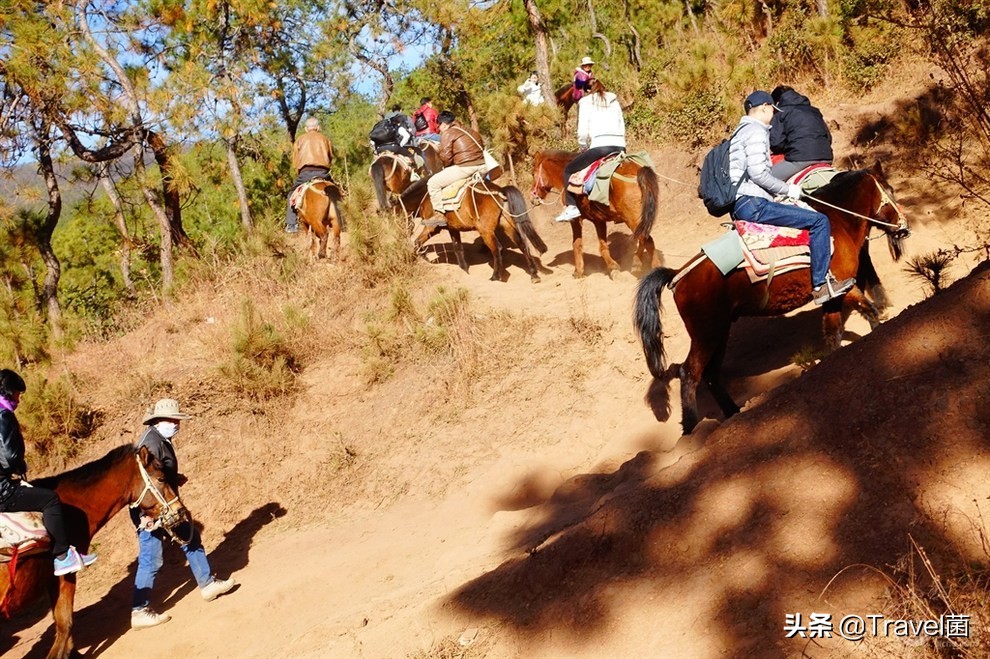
[132,522,212,610]
[732,195,831,287]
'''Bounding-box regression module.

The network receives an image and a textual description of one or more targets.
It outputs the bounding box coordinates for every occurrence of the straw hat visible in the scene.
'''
[580,57,595,66]
[142,398,192,425]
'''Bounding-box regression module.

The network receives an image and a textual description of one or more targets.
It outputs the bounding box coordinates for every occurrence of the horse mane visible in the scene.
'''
[812,169,870,204]
[539,149,577,167]
[397,177,430,214]
[33,444,134,490]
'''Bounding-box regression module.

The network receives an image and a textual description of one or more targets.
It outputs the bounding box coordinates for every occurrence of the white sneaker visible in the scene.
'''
[201,576,236,602]
[131,606,171,630]
[554,205,581,222]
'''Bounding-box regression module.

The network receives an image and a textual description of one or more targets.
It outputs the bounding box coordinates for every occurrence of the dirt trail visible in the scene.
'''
[7,78,990,658]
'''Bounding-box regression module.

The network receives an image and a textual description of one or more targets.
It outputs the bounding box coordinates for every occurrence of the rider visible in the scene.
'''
[729,90,854,306]
[573,57,595,103]
[129,398,235,630]
[424,110,489,228]
[285,117,333,234]
[0,369,96,576]
[413,97,441,144]
[769,85,834,181]
[555,79,626,223]
[376,103,426,165]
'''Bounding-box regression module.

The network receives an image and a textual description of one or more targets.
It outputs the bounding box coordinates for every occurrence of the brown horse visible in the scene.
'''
[554,83,576,136]
[634,163,910,434]
[1,445,185,659]
[398,177,548,283]
[531,149,661,278]
[296,179,344,260]
[370,144,444,210]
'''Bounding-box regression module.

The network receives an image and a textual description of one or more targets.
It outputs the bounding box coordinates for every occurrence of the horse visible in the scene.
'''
[370,144,444,211]
[398,177,548,283]
[554,83,576,136]
[531,149,661,278]
[633,163,910,435]
[1,445,186,659]
[295,179,344,261]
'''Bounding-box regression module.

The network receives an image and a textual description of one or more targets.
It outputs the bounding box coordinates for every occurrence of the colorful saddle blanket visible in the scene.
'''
[0,511,49,563]
[289,178,335,210]
[734,220,813,283]
[438,172,487,212]
[567,154,619,192]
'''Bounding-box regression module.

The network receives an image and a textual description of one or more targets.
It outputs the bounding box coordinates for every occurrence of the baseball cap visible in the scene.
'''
[744,90,780,112]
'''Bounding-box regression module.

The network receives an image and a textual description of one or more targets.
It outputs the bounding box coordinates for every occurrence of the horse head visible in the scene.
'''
[867,161,910,261]
[530,153,551,204]
[530,150,571,205]
[132,445,190,540]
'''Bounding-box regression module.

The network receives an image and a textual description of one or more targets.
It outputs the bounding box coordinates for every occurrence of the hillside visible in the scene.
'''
[5,72,990,658]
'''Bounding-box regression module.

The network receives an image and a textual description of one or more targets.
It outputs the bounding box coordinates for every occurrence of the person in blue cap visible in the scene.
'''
[728,90,854,305]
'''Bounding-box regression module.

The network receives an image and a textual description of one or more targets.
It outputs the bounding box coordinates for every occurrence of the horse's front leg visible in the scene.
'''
[593,220,620,278]
[47,574,76,659]
[821,303,845,353]
[569,218,585,278]
[412,225,437,255]
[842,285,882,330]
[479,229,504,281]
[448,229,469,273]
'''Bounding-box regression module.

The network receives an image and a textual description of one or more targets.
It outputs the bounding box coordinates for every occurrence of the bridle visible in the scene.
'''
[130,454,192,545]
[807,175,910,238]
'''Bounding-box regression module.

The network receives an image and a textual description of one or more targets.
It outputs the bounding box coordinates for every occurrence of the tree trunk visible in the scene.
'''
[97,164,135,292]
[146,129,193,251]
[815,0,828,17]
[33,121,62,340]
[274,73,305,144]
[523,0,557,107]
[226,135,254,230]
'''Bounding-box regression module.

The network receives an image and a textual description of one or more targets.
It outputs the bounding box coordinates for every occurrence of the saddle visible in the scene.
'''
[565,151,655,205]
[371,151,423,180]
[566,154,620,195]
[0,511,50,563]
[788,164,838,193]
[289,178,335,211]
[438,172,488,212]
[734,220,813,283]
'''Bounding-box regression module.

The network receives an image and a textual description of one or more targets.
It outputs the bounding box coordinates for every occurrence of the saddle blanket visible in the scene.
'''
[697,221,830,285]
[789,164,838,193]
[0,511,50,563]
[289,178,334,210]
[438,172,488,212]
[565,151,655,205]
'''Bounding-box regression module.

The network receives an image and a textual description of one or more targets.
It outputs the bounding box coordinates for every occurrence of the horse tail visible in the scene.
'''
[503,185,548,254]
[324,183,345,232]
[370,159,389,210]
[634,266,676,379]
[633,166,659,243]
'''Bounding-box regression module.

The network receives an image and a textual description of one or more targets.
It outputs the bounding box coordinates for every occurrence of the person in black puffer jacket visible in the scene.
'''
[769,86,833,181]
[0,369,96,576]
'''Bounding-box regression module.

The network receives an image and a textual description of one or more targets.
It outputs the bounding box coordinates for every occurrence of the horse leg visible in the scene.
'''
[47,574,76,659]
[636,235,661,275]
[821,304,845,353]
[449,229,469,272]
[842,285,882,330]
[593,220,620,278]
[570,219,586,278]
[702,339,740,419]
[413,226,436,255]
[479,228,504,281]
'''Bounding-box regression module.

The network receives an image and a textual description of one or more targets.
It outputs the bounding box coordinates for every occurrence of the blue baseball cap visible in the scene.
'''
[744,90,780,112]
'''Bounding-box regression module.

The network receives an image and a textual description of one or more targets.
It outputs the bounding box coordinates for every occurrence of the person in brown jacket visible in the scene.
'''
[285,117,334,233]
[424,111,489,227]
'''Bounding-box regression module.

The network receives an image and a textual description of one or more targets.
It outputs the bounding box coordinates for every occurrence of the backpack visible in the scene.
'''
[369,117,399,146]
[413,111,428,132]
[698,126,747,217]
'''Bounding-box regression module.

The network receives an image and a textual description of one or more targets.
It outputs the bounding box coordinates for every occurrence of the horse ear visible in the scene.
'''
[137,445,151,465]
[870,161,885,178]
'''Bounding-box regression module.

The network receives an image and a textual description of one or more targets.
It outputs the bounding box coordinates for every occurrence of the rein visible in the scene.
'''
[130,455,192,546]
[803,177,909,234]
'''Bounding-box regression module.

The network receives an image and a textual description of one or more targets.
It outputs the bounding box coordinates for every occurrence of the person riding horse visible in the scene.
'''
[554,79,626,223]
[769,86,834,181]
[286,117,334,234]
[424,110,490,228]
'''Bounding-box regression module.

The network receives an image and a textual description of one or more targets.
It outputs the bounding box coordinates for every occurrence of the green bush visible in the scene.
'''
[217,299,304,401]
[17,371,99,469]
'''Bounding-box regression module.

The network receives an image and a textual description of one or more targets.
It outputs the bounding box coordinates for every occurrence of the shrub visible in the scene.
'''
[17,371,100,469]
[217,299,304,401]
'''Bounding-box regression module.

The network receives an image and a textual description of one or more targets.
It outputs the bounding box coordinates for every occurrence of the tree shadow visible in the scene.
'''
[20,502,286,658]
[445,262,990,654]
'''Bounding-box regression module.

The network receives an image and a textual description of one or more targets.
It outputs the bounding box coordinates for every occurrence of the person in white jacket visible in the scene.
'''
[517,72,544,106]
[555,80,626,222]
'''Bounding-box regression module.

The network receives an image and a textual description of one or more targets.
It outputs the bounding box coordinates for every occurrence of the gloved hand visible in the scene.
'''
[787,184,803,200]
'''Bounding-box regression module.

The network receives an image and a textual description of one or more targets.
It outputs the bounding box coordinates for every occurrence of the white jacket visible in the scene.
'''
[728,115,789,201]
[577,91,626,149]
[517,79,544,106]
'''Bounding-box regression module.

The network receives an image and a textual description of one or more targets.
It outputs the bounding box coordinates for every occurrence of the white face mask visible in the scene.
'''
[155,421,179,439]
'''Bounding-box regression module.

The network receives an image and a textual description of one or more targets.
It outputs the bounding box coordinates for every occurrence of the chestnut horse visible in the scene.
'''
[2,445,185,659]
[531,149,661,278]
[398,177,548,283]
[370,144,443,210]
[554,83,576,136]
[634,164,910,434]
[296,180,344,260]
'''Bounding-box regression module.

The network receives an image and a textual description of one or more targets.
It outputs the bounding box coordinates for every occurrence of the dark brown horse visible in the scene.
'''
[398,177,548,283]
[370,144,443,210]
[634,163,909,434]
[2,445,186,659]
[296,180,343,260]
[531,149,661,278]
[554,83,576,136]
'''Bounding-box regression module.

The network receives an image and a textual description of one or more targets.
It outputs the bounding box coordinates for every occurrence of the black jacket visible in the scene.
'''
[136,425,180,490]
[0,409,28,506]
[769,89,833,163]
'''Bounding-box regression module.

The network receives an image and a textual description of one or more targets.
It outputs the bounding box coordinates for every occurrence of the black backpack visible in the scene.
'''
[369,117,399,146]
[698,126,747,217]
[413,111,428,132]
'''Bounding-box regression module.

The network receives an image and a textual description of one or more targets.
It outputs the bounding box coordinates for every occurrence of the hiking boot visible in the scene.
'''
[812,274,856,306]
[554,205,581,222]
[131,606,171,630]
[200,576,236,602]
[53,547,84,576]
[422,214,447,228]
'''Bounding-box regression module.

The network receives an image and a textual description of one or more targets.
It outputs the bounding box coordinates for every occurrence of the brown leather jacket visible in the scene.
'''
[439,122,485,167]
[293,131,334,171]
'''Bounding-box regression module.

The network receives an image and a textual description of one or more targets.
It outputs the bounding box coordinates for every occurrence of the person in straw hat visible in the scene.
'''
[573,56,596,103]
[129,398,236,630]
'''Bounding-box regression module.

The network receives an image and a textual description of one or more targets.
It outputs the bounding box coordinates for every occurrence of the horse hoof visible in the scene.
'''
[530,275,542,284]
